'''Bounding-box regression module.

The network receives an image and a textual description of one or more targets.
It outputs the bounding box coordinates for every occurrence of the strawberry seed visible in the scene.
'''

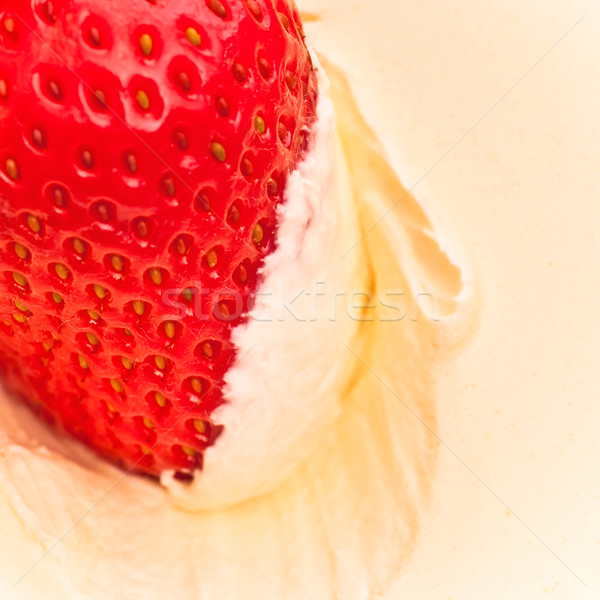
[207,0,227,20]
[132,300,145,316]
[5,157,19,180]
[254,115,266,134]
[54,263,70,280]
[27,215,41,234]
[252,223,263,244]
[14,243,29,261]
[136,90,150,110]
[185,27,201,47]
[93,284,107,299]
[139,33,153,56]
[193,419,207,434]
[121,356,134,370]
[210,141,226,162]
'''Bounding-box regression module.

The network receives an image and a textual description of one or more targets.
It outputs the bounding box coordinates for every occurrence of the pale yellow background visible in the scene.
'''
[300,0,600,598]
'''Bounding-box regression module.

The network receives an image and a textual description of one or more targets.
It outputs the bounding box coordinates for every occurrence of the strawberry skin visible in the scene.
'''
[0,0,317,479]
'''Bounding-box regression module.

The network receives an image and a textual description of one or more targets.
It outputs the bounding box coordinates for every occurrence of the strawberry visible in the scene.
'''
[0,0,317,480]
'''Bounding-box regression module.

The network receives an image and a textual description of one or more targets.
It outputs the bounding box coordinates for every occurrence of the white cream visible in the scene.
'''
[161,65,369,509]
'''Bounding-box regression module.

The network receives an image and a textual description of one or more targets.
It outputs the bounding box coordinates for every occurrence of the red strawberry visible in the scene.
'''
[0,0,317,480]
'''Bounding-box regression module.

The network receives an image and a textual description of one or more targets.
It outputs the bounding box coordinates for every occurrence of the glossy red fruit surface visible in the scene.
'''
[0,0,317,478]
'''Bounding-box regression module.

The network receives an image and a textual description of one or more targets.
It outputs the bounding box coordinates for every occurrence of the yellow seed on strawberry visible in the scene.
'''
[110,254,124,272]
[163,321,176,339]
[132,300,145,316]
[54,263,70,280]
[193,419,207,434]
[202,341,213,359]
[252,223,264,244]
[110,379,124,394]
[137,90,150,110]
[254,115,266,134]
[186,27,201,46]
[14,243,29,260]
[27,215,41,234]
[93,284,107,299]
[139,33,153,56]
[5,157,19,180]
[135,219,148,237]
[206,248,218,268]
[189,377,203,394]
[72,238,86,255]
[12,272,27,286]
[208,0,227,19]
[210,141,226,162]
[14,299,28,313]
[121,356,134,370]
[149,267,163,285]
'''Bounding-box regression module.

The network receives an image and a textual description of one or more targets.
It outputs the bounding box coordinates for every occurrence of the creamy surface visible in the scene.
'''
[298,1,599,598]
[2,0,599,599]
[162,67,371,509]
